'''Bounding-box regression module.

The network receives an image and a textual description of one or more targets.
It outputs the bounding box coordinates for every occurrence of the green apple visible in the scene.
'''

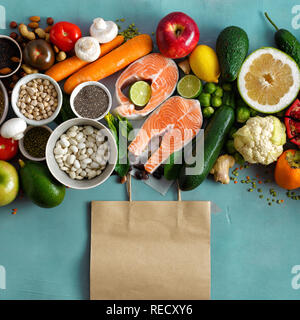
[0,160,19,207]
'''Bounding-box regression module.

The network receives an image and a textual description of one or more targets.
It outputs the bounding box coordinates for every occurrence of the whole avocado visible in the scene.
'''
[216,26,249,82]
[19,160,65,208]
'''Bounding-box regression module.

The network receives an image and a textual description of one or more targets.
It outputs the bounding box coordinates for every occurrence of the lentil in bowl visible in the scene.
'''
[19,125,52,161]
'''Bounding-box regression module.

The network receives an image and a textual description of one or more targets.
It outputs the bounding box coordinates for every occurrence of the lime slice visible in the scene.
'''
[129,81,152,107]
[177,75,202,99]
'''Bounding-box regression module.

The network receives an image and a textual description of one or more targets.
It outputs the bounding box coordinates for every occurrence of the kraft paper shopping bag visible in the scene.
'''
[90,197,210,300]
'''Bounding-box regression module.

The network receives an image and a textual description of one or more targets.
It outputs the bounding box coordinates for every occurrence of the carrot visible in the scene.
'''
[45,35,125,82]
[64,34,153,94]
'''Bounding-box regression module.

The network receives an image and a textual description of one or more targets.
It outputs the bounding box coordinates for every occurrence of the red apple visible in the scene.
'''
[156,12,200,59]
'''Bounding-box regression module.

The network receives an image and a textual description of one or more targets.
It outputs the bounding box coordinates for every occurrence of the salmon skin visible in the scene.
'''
[113,53,178,120]
[128,96,203,174]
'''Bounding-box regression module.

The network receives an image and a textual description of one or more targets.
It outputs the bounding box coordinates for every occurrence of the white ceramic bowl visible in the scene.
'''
[11,73,63,126]
[70,81,112,121]
[19,125,53,161]
[0,35,22,78]
[46,118,117,190]
[0,80,8,125]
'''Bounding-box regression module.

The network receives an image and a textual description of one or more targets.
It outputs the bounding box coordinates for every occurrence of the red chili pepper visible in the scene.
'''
[285,98,300,147]
[0,136,18,160]
[50,21,82,52]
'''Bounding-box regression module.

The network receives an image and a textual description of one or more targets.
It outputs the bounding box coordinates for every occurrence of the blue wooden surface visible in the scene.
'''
[0,0,300,300]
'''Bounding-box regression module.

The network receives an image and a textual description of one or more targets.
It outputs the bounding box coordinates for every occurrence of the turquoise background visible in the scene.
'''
[0,0,300,300]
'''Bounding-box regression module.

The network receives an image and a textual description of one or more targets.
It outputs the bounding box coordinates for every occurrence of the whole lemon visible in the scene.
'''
[189,45,220,83]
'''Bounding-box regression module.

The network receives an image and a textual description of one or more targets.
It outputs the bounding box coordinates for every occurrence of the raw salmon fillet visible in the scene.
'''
[128,96,203,173]
[114,53,178,120]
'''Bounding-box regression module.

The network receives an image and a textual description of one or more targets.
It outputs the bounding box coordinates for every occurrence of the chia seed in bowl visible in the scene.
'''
[73,84,110,119]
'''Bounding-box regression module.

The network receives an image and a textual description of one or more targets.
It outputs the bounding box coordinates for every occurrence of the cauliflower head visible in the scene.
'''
[233,116,286,165]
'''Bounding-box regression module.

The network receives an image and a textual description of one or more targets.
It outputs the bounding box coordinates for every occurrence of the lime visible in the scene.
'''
[177,75,202,99]
[129,81,152,107]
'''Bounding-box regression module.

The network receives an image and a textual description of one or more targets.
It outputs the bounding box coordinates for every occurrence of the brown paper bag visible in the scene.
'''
[90,193,210,300]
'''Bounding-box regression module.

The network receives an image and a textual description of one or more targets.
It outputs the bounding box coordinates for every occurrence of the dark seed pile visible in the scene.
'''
[74,85,109,119]
[23,126,51,159]
[0,38,20,70]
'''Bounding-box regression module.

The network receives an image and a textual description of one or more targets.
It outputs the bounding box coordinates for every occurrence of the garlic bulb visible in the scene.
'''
[75,37,101,62]
[0,118,27,140]
[90,18,118,43]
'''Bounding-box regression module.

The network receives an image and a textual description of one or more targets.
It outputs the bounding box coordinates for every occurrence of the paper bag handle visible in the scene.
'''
[126,174,181,202]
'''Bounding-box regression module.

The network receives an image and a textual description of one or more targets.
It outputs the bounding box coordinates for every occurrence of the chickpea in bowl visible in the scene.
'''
[11,73,62,126]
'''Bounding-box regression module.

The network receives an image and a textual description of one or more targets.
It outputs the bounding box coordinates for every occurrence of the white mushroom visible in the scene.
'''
[0,118,27,140]
[75,37,101,62]
[90,17,118,43]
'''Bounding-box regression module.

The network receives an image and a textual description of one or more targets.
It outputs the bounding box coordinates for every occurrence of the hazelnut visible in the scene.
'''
[46,17,54,25]
[10,21,17,29]
[9,32,18,39]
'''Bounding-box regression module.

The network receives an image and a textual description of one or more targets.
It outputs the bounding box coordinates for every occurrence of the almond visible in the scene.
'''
[10,56,20,63]
[0,67,12,75]
[29,16,40,22]
[28,22,39,29]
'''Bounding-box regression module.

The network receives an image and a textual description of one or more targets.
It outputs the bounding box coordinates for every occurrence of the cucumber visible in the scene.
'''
[179,106,235,191]
[164,149,183,180]
[265,12,300,67]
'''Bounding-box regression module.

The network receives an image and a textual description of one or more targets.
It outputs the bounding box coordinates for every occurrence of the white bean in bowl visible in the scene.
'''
[54,125,110,180]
